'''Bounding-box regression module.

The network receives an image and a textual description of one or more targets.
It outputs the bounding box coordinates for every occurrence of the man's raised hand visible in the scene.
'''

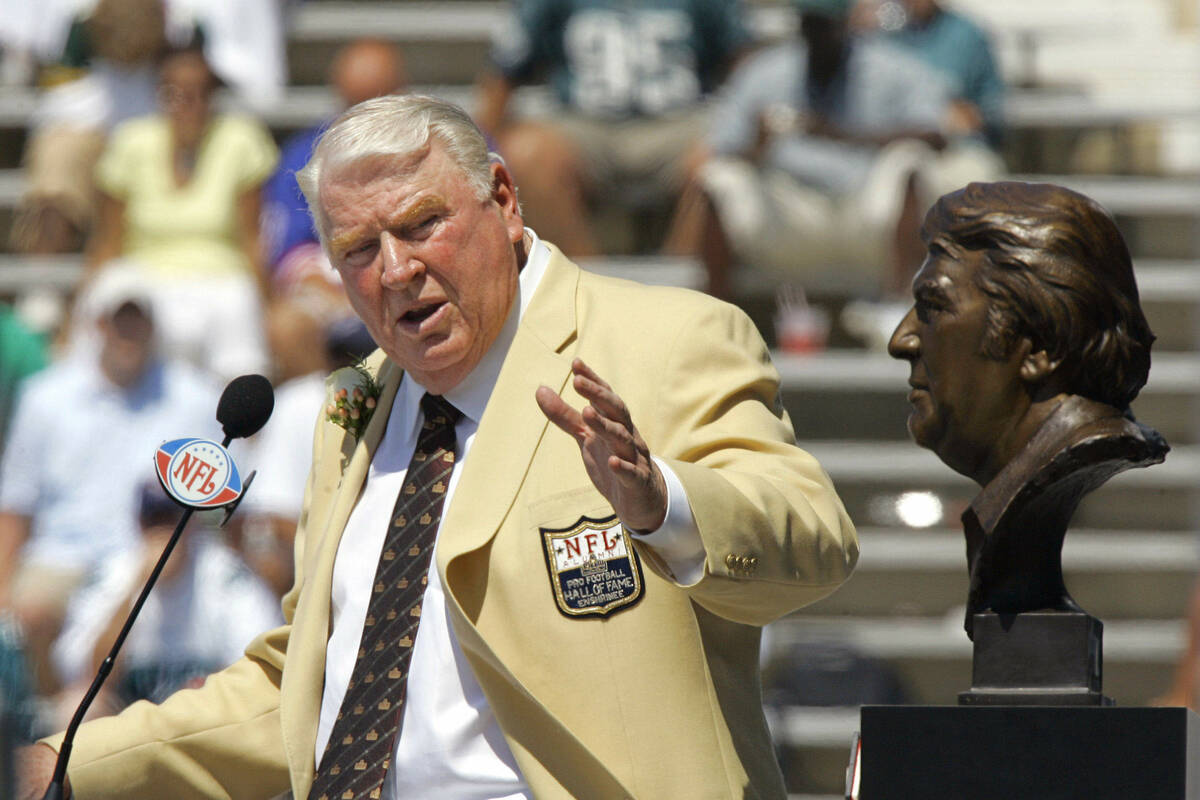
[535,359,667,533]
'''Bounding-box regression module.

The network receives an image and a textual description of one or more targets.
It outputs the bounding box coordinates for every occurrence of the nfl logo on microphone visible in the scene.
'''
[154,437,244,509]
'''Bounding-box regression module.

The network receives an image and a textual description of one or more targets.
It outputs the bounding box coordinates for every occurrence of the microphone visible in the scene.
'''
[216,373,275,444]
[41,375,275,800]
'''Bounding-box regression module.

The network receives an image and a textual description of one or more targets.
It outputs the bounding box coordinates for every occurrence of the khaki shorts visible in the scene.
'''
[10,124,106,250]
[11,562,87,618]
[701,140,1004,293]
[553,105,711,203]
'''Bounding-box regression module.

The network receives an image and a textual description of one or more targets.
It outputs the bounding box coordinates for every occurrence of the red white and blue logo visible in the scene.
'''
[153,438,243,509]
[540,514,644,618]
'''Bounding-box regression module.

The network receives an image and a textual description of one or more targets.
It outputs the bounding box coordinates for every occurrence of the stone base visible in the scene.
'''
[860,705,1200,799]
[959,610,1109,705]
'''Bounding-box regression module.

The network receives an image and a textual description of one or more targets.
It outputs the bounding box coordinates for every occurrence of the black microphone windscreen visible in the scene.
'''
[217,374,275,440]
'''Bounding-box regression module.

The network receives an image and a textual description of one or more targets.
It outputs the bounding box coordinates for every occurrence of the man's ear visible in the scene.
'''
[490,161,524,242]
[1019,348,1060,383]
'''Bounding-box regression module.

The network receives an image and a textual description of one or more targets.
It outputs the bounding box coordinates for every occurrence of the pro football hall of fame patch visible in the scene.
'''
[540,515,645,618]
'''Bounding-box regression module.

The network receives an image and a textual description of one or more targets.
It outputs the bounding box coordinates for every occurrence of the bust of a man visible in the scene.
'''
[888,181,1168,637]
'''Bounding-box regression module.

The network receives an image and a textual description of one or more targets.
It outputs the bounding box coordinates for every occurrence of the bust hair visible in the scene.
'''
[296,94,497,250]
[924,181,1154,409]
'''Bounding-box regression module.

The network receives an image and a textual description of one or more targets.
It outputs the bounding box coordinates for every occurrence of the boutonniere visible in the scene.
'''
[326,361,382,439]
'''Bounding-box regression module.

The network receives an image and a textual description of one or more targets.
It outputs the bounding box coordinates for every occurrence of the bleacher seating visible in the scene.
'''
[3,2,1200,798]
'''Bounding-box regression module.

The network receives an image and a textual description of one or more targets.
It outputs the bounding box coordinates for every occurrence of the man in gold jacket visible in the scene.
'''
[24,95,857,799]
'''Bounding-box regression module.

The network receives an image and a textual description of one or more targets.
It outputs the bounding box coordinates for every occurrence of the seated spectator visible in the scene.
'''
[873,0,1006,150]
[50,481,282,725]
[0,612,37,760]
[663,0,1001,311]
[262,37,406,308]
[238,305,375,597]
[84,43,277,383]
[10,0,166,254]
[0,266,220,698]
[12,0,288,258]
[475,0,751,256]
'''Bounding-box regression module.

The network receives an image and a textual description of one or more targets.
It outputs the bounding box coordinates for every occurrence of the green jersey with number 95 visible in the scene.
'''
[490,0,750,118]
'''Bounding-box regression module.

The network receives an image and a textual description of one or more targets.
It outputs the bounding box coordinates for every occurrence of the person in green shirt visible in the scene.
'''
[0,306,48,458]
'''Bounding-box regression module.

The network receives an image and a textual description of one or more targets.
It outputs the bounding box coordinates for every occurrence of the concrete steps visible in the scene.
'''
[796,439,1198,531]
[808,529,1198,620]
[768,613,1183,706]
[778,348,1200,443]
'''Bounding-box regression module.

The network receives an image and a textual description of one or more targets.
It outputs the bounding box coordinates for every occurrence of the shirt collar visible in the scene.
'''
[79,353,163,402]
[397,227,551,425]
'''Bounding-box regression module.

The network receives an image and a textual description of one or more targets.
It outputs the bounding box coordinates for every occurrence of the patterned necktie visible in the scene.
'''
[309,393,462,800]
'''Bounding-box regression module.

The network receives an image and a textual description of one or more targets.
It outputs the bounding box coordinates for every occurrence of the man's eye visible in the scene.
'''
[342,242,377,265]
[411,216,438,236]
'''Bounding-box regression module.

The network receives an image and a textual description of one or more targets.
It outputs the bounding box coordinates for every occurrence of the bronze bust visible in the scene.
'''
[888,181,1168,638]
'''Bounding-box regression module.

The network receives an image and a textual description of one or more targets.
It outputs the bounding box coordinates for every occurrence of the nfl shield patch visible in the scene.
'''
[541,515,645,618]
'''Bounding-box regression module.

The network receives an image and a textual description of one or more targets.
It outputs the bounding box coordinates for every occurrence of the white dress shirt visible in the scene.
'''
[316,230,705,798]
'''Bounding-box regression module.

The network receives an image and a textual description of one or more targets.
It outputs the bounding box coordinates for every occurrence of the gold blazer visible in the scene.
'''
[48,247,858,799]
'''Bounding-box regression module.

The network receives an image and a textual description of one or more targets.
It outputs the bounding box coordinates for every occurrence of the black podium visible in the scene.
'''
[859,705,1200,800]
[858,612,1200,798]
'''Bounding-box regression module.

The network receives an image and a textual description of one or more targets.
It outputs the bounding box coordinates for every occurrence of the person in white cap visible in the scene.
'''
[0,266,219,703]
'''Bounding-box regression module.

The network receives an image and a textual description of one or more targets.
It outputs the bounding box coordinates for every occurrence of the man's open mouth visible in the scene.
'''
[402,302,442,324]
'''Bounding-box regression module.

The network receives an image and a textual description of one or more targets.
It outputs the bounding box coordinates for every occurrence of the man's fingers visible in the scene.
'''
[573,374,629,424]
[535,385,583,438]
[570,358,609,389]
[607,453,651,481]
[581,404,636,457]
[571,360,633,419]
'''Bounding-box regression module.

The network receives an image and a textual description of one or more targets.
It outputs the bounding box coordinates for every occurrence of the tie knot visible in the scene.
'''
[420,393,462,428]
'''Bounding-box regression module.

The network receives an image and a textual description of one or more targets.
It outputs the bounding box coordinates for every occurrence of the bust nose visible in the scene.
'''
[887,307,919,359]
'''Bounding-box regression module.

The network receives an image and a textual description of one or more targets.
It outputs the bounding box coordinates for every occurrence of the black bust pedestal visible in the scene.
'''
[859,705,1200,799]
[858,612,1199,798]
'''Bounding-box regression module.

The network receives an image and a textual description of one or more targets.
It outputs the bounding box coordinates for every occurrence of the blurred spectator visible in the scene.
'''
[50,481,282,724]
[10,0,167,255]
[0,0,285,98]
[0,0,90,86]
[475,0,751,256]
[1155,579,1200,711]
[869,0,1006,149]
[238,306,375,597]
[84,44,277,383]
[262,37,406,306]
[0,266,219,697]
[0,611,37,775]
[664,0,1000,310]
[0,305,49,457]
[169,0,288,109]
[10,0,288,256]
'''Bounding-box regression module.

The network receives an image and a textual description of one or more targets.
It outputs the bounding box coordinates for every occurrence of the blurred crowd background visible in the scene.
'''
[2,0,1200,796]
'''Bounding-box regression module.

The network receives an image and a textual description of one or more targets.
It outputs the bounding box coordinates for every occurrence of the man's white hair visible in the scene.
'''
[296,94,497,251]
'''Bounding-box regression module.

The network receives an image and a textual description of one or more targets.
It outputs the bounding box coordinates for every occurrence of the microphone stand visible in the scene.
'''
[41,435,239,800]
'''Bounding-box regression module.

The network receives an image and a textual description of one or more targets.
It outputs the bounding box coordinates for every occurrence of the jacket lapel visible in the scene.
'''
[283,354,403,796]
[436,245,579,567]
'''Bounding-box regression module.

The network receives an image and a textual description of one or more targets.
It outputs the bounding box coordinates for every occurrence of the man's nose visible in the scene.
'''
[380,232,424,288]
[887,307,919,359]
